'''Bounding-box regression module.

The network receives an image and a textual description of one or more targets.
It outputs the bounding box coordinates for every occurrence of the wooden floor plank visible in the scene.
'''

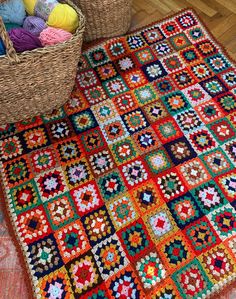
[186,0,217,17]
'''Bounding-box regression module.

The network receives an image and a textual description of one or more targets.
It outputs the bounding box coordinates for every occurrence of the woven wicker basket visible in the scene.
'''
[0,0,85,124]
[73,0,132,42]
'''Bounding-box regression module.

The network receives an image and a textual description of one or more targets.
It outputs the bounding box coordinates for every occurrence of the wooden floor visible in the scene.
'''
[131,0,236,60]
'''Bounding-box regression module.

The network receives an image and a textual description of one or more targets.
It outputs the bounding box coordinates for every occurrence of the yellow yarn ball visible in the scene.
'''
[47,4,79,33]
[23,0,36,15]
[23,0,79,33]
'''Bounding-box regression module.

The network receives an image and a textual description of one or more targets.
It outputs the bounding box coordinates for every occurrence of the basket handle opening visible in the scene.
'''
[0,17,20,63]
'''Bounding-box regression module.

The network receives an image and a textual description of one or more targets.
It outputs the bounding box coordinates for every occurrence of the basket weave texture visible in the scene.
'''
[0,0,85,124]
[73,0,132,41]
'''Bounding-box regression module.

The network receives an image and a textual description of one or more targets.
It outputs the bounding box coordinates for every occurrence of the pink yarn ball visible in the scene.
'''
[39,27,72,46]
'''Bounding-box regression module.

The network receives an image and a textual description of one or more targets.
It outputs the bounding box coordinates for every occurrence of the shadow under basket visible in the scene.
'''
[0,0,85,124]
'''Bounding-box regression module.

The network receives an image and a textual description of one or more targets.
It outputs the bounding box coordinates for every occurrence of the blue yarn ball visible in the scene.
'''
[0,0,26,25]
[0,39,6,56]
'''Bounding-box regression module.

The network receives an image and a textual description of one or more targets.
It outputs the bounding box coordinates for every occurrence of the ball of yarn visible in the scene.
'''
[8,28,42,53]
[23,16,47,36]
[39,27,72,46]
[0,0,26,25]
[4,22,21,31]
[0,39,6,56]
[23,0,79,33]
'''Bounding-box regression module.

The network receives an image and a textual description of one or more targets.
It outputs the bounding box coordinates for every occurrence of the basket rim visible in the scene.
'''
[0,0,85,61]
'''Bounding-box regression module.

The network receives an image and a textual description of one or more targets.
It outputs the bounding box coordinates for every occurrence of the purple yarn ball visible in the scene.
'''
[8,28,42,53]
[23,16,47,36]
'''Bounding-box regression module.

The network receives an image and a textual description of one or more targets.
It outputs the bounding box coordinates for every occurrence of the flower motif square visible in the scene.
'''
[208,118,236,144]
[96,62,117,81]
[184,217,220,254]
[191,62,213,80]
[107,194,138,229]
[112,92,139,115]
[152,41,173,57]
[77,69,99,89]
[27,234,64,278]
[80,128,105,153]
[161,91,191,115]
[111,137,138,165]
[187,26,206,43]
[136,252,166,290]
[21,126,50,152]
[107,267,145,299]
[216,170,236,201]
[126,34,146,50]
[87,47,109,66]
[200,76,227,97]
[117,219,153,261]
[115,55,135,72]
[133,47,156,65]
[175,109,203,134]
[196,39,218,57]
[207,204,236,240]
[153,117,183,144]
[164,136,197,165]
[36,168,67,202]
[44,192,78,229]
[161,53,184,72]
[172,259,212,299]
[122,108,149,134]
[188,128,217,154]
[97,170,126,201]
[191,180,227,215]
[143,205,178,243]
[30,147,57,173]
[70,181,103,217]
[70,109,98,134]
[47,119,74,142]
[16,205,52,244]
[158,232,194,272]
[63,158,92,189]
[55,137,83,164]
[194,99,224,124]
[176,12,197,29]
[160,20,181,37]
[124,69,148,89]
[3,155,32,188]
[37,266,74,299]
[54,219,90,263]
[131,179,164,213]
[134,84,157,106]
[220,70,236,88]
[92,99,118,123]
[205,53,230,74]
[177,158,211,189]
[171,68,196,89]
[217,92,236,113]
[91,234,128,280]
[179,46,201,64]
[198,244,236,283]
[105,38,128,58]
[154,77,176,95]
[141,26,165,44]
[145,148,172,174]
[167,192,202,229]
[169,33,191,50]
[83,85,108,105]
[88,149,115,177]
[182,83,211,107]
[100,117,129,144]
[103,77,129,97]
[81,206,115,246]
[133,127,160,153]
[142,100,169,123]
[121,158,149,187]
[142,61,168,82]
[9,180,41,215]
[223,140,236,166]
[200,147,234,177]
[156,170,187,201]
[66,251,102,296]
